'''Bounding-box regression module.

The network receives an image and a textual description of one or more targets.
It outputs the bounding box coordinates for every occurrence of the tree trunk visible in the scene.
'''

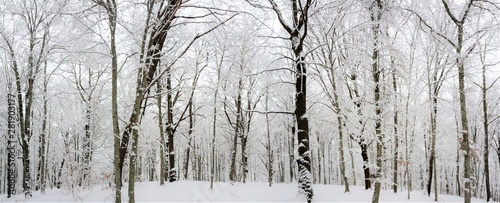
[439,2,474,201]
[229,78,243,182]
[289,122,296,183]
[157,81,166,185]
[392,64,398,194]
[210,74,220,190]
[427,86,437,200]
[240,116,249,183]
[265,103,273,187]
[97,1,121,201]
[328,58,349,192]
[348,137,356,186]
[346,74,370,190]
[360,142,372,189]
[39,62,49,193]
[267,0,314,200]
[184,102,194,180]
[166,73,176,182]
[149,146,156,181]
[128,128,139,203]
[83,103,92,185]
[295,53,313,202]
[481,62,491,202]
[404,99,412,199]
[370,1,383,202]
[457,26,472,203]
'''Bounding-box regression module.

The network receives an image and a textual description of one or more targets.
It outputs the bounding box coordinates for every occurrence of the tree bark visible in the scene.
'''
[266,0,314,200]
[481,57,491,202]
[41,62,49,193]
[90,0,121,201]
[184,102,194,180]
[370,1,383,202]
[128,128,139,203]
[210,52,223,189]
[438,1,474,201]
[166,73,176,182]
[457,21,472,203]
[157,81,167,185]
[392,63,398,194]
[229,78,243,182]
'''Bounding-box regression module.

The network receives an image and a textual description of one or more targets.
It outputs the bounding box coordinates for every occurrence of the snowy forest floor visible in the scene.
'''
[0,181,491,202]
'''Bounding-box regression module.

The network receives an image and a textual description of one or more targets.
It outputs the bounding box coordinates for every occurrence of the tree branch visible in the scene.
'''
[267,0,293,34]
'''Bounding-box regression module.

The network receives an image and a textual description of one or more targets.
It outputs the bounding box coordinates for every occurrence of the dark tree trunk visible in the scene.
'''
[229,79,242,182]
[83,104,91,184]
[267,0,314,200]
[370,1,383,202]
[183,102,194,180]
[157,81,166,185]
[166,73,176,182]
[241,131,248,183]
[360,142,372,189]
[295,53,313,201]
[392,66,398,194]
[481,63,491,202]
[38,64,49,193]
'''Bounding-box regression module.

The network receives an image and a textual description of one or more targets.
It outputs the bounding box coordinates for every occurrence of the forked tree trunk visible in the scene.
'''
[346,74,371,190]
[267,0,314,200]
[438,1,474,202]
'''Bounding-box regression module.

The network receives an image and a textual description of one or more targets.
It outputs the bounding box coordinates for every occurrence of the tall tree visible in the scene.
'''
[478,42,498,202]
[439,1,475,202]
[369,0,384,202]
[424,38,449,201]
[265,0,314,201]
[157,80,167,184]
[90,0,120,201]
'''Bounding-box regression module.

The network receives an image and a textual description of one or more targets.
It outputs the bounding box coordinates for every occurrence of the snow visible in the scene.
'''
[0,181,491,202]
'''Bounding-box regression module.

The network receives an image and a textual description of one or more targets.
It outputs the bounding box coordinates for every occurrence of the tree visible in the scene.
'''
[477,41,498,202]
[424,36,450,201]
[90,0,120,201]
[265,0,314,201]
[369,0,384,202]
[309,2,352,192]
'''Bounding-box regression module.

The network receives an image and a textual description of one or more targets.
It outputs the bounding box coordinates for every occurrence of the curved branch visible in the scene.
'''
[267,0,292,34]
[441,0,460,24]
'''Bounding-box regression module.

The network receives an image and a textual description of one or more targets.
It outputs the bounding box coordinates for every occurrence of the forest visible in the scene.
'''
[0,0,500,202]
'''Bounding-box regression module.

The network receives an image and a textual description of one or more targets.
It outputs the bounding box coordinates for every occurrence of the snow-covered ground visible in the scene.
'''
[0,181,489,202]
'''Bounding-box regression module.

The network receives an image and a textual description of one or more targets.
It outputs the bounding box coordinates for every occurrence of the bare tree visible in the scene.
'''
[265,0,314,201]
[476,41,499,202]
[90,0,120,200]
[369,0,384,202]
